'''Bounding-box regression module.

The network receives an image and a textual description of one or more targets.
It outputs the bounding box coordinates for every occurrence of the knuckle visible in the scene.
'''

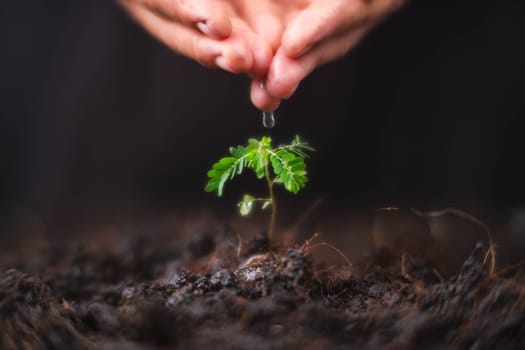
[176,0,198,21]
[351,1,370,21]
[191,37,213,66]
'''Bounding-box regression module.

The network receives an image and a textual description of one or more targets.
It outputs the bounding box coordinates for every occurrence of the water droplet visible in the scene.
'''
[262,111,275,128]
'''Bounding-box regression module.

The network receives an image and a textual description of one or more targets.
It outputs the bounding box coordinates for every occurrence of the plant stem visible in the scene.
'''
[264,159,276,240]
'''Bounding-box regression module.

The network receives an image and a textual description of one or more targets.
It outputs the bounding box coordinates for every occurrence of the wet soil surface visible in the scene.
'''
[1,216,524,350]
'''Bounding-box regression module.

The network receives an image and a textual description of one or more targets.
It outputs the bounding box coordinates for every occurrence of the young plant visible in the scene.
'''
[205,135,314,240]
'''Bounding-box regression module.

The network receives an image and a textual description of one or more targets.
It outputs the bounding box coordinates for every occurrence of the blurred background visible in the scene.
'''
[0,0,524,259]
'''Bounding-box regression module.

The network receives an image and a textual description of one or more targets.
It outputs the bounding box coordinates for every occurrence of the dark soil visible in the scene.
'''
[1,207,524,350]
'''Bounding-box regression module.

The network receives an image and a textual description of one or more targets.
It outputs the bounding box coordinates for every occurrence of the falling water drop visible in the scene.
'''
[262,111,275,128]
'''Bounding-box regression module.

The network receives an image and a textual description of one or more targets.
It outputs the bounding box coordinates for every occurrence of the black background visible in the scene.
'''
[1,0,524,234]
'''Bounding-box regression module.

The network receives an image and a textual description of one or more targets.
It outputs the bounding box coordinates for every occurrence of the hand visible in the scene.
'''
[117,0,256,74]
[117,0,407,113]
[117,0,288,110]
[250,0,407,111]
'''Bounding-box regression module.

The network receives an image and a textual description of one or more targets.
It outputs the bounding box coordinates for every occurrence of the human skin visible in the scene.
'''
[117,0,406,111]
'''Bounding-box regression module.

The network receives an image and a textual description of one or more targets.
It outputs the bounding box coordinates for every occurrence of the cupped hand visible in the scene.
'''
[251,0,407,111]
[117,0,275,75]
[117,0,407,113]
[117,0,285,110]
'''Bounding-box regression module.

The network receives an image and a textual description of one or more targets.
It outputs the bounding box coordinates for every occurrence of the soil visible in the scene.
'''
[1,204,524,350]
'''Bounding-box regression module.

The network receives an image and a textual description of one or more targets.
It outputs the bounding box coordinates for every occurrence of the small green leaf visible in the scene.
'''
[216,157,236,169]
[260,136,272,147]
[205,134,315,233]
[270,156,282,175]
[238,194,255,216]
[230,145,247,158]
[204,179,220,193]
[255,152,265,179]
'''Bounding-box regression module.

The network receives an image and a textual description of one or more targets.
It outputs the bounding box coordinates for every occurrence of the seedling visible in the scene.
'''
[205,135,314,240]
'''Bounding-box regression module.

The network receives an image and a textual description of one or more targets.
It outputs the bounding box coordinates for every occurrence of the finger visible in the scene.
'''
[219,18,256,73]
[226,1,285,81]
[267,28,369,99]
[217,35,253,74]
[281,0,405,59]
[250,80,281,112]
[133,0,232,39]
[252,13,284,53]
[282,0,370,58]
[242,30,274,80]
[121,2,252,72]
[229,0,285,53]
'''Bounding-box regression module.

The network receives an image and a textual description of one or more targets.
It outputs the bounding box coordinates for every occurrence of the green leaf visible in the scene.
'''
[215,157,236,169]
[238,194,255,216]
[271,157,283,175]
[204,179,220,193]
[277,134,315,158]
[260,136,272,147]
[247,138,260,149]
[230,145,248,158]
[255,151,265,179]
[268,148,309,194]
[205,135,315,221]
[205,150,251,196]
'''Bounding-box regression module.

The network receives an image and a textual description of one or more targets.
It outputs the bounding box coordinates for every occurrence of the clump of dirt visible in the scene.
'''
[1,222,524,350]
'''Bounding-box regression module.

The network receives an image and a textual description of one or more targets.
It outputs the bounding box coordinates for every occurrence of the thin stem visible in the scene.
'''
[264,158,276,240]
[249,197,272,203]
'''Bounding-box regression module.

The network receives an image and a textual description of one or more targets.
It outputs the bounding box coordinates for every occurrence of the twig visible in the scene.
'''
[410,207,497,277]
[401,251,408,277]
[432,268,445,284]
[236,233,242,259]
[304,233,353,273]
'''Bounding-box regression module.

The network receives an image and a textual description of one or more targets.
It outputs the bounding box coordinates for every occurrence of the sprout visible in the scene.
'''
[205,135,314,239]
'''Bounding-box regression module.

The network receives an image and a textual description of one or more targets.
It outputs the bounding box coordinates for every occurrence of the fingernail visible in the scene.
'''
[215,56,229,71]
[197,21,211,37]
